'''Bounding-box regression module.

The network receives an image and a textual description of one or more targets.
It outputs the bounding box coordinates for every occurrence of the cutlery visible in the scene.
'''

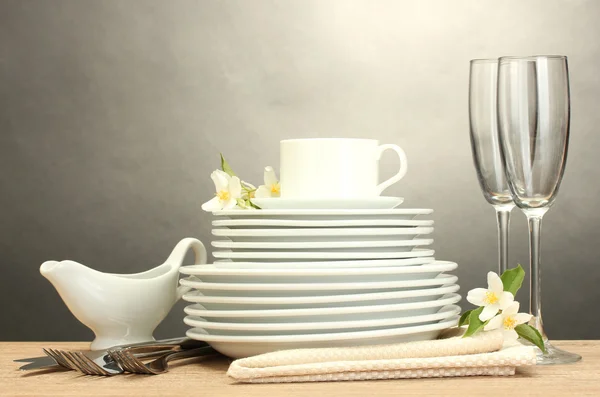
[18,348,175,373]
[111,346,216,375]
[16,337,207,373]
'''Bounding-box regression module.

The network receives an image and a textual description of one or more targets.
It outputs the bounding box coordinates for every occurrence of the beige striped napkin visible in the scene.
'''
[227,329,536,383]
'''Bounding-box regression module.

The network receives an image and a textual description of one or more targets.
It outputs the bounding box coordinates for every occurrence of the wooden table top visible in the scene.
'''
[1,341,598,396]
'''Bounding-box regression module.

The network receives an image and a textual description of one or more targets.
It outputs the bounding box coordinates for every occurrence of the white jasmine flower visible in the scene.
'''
[255,166,280,198]
[466,271,514,321]
[484,301,532,341]
[202,170,243,211]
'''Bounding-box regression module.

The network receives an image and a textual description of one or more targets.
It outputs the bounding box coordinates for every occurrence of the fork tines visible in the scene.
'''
[110,350,153,375]
[43,348,115,376]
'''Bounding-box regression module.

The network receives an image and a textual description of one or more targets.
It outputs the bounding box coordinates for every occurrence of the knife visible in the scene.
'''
[14,356,56,363]
[19,359,64,371]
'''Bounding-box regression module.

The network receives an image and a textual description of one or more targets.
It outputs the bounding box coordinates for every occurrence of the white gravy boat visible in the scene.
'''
[40,237,206,350]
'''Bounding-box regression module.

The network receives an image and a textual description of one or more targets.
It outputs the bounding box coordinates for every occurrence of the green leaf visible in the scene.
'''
[458,309,473,327]
[463,307,486,338]
[500,264,525,296]
[220,153,236,177]
[515,324,547,353]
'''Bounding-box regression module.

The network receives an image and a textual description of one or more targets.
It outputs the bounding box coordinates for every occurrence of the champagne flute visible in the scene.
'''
[497,55,581,364]
[469,59,515,274]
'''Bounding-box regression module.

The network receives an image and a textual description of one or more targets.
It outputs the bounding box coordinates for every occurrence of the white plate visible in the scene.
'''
[212,227,433,243]
[213,248,435,261]
[183,305,460,332]
[180,260,457,282]
[181,282,459,308]
[186,317,458,358]
[211,239,434,252]
[179,262,458,284]
[251,197,404,210]
[213,218,434,228]
[184,293,462,321]
[212,253,435,269]
[180,274,457,293]
[212,208,433,221]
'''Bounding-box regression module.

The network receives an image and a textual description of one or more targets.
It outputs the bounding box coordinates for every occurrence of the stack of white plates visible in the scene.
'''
[181,208,460,358]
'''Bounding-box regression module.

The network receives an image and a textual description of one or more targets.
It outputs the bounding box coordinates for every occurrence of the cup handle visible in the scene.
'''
[375,144,408,195]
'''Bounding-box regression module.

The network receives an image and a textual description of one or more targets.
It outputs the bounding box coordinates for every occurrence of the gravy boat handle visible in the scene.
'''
[167,238,207,299]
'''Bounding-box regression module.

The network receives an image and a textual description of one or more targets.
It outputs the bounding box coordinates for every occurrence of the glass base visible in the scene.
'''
[534,341,582,365]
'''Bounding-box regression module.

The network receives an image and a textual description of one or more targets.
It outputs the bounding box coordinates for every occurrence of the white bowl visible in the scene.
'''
[211,227,433,243]
[181,283,459,308]
[179,261,457,283]
[186,317,458,358]
[184,305,460,333]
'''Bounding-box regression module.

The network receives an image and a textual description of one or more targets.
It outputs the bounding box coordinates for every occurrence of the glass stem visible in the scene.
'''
[493,205,513,275]
[526,211,548,341]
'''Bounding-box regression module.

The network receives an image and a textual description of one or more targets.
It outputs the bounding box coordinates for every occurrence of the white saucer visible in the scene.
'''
[212,254,435,269]
[212,249,435,261]
[183,293,461,321]
[251,197,404,210]
[186,317,458,358]
[212,218,434,228]
[181,282,459,305]
[211,227,433,243]
[180,274,458,293]
[212,208,433,221]
[183,305,460,332]
[211,239,434,251]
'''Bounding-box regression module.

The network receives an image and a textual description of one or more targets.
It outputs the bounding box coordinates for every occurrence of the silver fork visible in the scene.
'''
[46,338,207,376]
[111,346,216,375]
[44,348,120,375]
[42,347,172,375]
[42,348,73,370]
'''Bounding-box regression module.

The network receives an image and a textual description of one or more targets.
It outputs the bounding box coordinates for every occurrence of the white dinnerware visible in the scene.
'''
[183,293,461,321]
[183,305,460,333]
[212,255,435,269]
[212,249,434,261]
[40,238,206,350]
[212,208,433,221]
[180,274,457,295]
[279,138,408,199]
[186,317,458,358]
[212,218,434,228]
[251,196,404,210]
[211,227,433,243]
[181,283,459,307]
[180,260,456,281]
[182,177,459,358]
[211,239,433,253]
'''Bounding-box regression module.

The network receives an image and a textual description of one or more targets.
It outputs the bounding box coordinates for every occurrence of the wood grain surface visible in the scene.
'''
[1,341,598,396]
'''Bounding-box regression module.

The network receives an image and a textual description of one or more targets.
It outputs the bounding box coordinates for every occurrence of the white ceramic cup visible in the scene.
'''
[279,138,408,198]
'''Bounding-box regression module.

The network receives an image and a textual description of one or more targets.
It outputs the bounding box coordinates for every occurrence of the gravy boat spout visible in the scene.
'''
[40,238,207,350]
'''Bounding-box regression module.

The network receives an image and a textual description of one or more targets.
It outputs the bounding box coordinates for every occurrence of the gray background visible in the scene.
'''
[1,0,599,341]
